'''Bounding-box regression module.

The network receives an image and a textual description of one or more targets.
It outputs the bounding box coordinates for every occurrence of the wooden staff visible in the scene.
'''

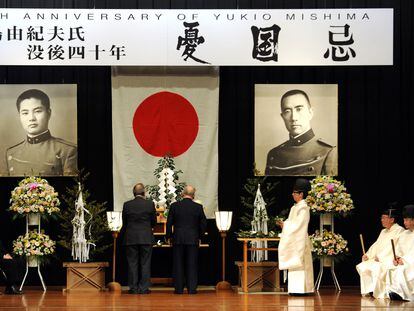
[359,234,366,255]
[391,239,397,261]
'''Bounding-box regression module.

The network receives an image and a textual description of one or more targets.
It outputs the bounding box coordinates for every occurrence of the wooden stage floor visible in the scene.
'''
[0,287,413,310]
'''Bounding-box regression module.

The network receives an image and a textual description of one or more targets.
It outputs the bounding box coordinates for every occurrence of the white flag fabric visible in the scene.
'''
[112,67,218,218]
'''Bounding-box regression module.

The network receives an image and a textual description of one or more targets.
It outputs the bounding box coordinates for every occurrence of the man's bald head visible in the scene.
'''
[182,185,196,199]
[133,183,145,197]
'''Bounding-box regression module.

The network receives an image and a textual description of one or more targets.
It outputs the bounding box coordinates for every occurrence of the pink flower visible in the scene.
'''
[326,183,335,193]
[29,183,38,190]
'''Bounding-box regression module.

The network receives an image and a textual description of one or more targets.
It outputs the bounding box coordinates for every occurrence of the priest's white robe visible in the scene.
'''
[356,223,404,296]
[278,199,314,294]
[385,230,414,300]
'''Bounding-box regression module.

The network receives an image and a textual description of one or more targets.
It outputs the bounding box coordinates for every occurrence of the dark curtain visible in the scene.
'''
[0,0,412,287]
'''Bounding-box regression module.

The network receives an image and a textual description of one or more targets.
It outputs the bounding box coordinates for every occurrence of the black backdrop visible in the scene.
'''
[0,0,413,287]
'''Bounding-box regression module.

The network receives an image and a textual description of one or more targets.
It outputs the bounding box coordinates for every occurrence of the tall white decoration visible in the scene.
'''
[156,167,177,207]
[71,183,92,263]
[251,184,269,262]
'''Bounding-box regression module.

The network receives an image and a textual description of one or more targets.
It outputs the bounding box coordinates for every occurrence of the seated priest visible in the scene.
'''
[384,204,414,301]
[0,241,22,294]
[356,208,404,297]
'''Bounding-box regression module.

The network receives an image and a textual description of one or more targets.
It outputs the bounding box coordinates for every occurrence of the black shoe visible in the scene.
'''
[389,291,405,301]
[128,289,139,294]
[188,290,198,294]
[4,286,23,295]
[174,290,184,294]
[138,289,151,294]
[289,293,306,296]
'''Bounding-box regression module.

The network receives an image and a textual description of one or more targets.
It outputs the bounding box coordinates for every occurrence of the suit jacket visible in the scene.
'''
[265,129,337,176]
[122,196,157,245]
[166,198,207,245]
[6,130,77,176]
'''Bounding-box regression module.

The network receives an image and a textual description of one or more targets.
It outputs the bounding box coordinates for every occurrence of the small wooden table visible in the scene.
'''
[63,262,109,292]
[237,238,280,293]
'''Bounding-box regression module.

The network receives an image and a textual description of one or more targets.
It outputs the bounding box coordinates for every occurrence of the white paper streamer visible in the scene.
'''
[71,183,94,263]
[251,184,269,262]
[156,167,177,207]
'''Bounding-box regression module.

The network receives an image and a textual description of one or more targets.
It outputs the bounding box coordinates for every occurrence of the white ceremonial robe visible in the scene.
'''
[278,199,314,294]
[386,230,414,300]
[356,223,405,296]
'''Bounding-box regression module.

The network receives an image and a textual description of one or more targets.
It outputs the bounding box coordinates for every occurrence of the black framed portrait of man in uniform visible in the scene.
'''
[0,84,78,176]
[255,84,338,176]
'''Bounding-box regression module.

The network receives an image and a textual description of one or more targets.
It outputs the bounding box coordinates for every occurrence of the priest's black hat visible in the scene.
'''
[381,202,399,218]
[293,178,311,192]
[403,204,414,219]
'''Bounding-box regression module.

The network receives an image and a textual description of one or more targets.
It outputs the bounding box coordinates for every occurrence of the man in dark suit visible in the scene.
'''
[0,241,22,294]
[122,183,157,294]
[166,185,207,294]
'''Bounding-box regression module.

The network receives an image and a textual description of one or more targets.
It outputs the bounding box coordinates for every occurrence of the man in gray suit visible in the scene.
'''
[122,183,157,294]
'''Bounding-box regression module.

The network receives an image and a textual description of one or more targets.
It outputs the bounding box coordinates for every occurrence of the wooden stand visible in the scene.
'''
[235,261,280,292]
[63,262,109,292]
[237,238,281,293]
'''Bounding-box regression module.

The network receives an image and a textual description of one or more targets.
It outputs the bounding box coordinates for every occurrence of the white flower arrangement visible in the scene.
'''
[306,176,354,215]
[9,176,60,215]
[310,229,349,257]
[13,230,56,257]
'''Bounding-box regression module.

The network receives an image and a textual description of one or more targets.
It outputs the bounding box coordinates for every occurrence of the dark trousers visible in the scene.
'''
[0,258,19,287]
[126,244,152,291]
[172,244,199,293]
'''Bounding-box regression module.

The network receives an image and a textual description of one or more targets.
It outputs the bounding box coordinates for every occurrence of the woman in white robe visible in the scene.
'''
[277,178,314,294]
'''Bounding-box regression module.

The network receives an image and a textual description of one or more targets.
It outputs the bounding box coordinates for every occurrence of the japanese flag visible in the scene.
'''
[111,67,218,218]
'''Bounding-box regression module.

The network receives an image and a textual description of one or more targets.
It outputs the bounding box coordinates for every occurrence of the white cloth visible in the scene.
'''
[278,199,314,294]
[111,67,219,218]
[356,223,405,296]
[385,230,414,300]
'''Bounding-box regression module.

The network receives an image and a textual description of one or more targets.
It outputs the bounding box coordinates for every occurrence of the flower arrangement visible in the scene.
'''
[306,176,354,215]
[310,229,349,257]
[9,176,60,215]
[13,230,56,257]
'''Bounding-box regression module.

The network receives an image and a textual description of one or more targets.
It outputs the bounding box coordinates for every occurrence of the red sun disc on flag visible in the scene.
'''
[132,91,199,157]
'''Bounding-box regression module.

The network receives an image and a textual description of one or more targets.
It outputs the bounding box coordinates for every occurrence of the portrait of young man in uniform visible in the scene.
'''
[254,84,338,176]
[0,85,78,176]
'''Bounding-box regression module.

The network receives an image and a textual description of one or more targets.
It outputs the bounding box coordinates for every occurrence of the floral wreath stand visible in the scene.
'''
[314,213,341,291]
[19,214,47,292]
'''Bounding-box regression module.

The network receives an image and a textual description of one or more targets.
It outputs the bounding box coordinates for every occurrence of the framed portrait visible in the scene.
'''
[255,84,338,176]
[0,84,78,176]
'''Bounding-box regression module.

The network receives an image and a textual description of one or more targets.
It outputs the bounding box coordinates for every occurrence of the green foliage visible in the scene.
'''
[146,154,186,210]
[239,177,280,234]
[56,170,111,261]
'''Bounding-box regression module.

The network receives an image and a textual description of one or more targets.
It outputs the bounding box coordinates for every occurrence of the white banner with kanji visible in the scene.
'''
[112,67,218,218]
[0,9,393,65]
